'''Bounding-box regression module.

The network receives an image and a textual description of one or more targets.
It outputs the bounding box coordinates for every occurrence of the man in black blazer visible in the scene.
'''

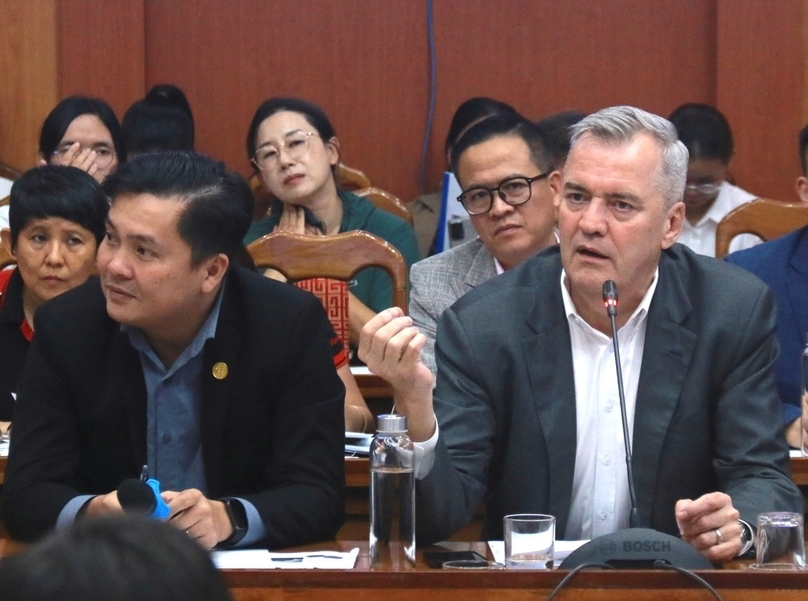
[2,152,345,548]
[360,106,802,562]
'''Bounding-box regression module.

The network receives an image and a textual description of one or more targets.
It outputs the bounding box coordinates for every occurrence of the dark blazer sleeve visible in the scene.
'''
[231,290,346,548]
[1,313,98,539]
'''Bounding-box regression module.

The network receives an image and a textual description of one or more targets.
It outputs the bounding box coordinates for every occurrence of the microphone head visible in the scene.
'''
[602,280,618,315]
[117,478,157,515]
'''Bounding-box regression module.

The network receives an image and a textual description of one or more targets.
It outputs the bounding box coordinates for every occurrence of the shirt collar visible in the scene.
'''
[123,280,226,375]
[560,267,659,337]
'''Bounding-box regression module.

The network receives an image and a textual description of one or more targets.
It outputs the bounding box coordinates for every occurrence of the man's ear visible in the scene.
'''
[549,171,563,211]
[200,253,230,294]
[661,201,686,250]
[35,153,47,168]
[796,176,808,203]
[0,228,13,256]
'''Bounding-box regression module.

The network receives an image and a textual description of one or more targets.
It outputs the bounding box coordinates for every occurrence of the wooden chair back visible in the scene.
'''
[0,163,21,181]
[715,197,808,258]
[337,163,371,190]
[247,230,408,313]
[354,187,413,226]
[0,196,9,208]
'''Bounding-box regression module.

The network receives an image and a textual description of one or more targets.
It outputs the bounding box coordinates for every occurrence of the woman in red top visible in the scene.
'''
[0,166,108,431]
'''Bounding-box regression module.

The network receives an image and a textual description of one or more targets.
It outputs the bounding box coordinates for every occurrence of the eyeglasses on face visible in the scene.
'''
[457,172,551,216]
[684,182,722,196]
[52,144,116,168]
[252,131,318,171]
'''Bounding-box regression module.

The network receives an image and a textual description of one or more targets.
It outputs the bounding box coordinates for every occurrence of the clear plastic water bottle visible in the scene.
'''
[369,414,415,567]
[801,334,808,456]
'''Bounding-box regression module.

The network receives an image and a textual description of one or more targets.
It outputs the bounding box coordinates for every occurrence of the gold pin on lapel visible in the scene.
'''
[212,362,228,380]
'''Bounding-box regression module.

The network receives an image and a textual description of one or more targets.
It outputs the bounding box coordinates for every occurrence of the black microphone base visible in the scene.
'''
[559,528,715,570]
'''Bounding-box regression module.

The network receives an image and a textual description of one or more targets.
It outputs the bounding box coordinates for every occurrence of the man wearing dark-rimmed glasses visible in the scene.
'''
[403,113,557,376]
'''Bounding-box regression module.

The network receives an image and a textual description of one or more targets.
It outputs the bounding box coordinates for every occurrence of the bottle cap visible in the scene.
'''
[376,414,408,433]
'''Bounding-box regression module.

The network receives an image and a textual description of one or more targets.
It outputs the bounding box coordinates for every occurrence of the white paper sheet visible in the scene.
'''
[211,547,359,570]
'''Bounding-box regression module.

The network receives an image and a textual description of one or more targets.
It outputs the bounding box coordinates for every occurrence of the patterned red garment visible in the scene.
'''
[294,278,350,366]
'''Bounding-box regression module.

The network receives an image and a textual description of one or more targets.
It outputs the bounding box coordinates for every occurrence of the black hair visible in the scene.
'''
[450,113,554,182]
[102,151,253,265]
[668,103,734,163]
[38,96,127,165]
[444,97,517,159]
[0,515,232,601]
[8,165,109,250]
[123,84,195,155]
[799,124,808,175]
[535,110,588,168]
[246,97,337,167]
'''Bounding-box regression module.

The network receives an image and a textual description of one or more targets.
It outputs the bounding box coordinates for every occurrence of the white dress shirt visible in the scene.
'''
[677,181,759,257]
[562,269,657,539]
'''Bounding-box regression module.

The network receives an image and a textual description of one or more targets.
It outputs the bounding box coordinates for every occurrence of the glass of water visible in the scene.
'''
[753,512,806,570]
[504,514,555,569]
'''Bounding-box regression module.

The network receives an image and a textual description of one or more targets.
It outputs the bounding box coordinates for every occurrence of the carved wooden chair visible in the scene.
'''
[715,198,808,258]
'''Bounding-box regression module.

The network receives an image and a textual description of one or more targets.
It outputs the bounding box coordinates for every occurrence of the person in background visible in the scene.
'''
[244,97,419,346]
[123,84,195,156]
[411,97,518,258]
[668,103,759,257]
[409,113,558,376]
[725,123,808,448]
[36,96,126,184]
[0,515,232,601]
[2,152,345,549]
[0,166,108,432]
[0,97,124,231]
[535,110,588,171]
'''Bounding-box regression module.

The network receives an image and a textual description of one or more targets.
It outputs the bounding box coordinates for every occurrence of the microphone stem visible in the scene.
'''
[608,312,640,528]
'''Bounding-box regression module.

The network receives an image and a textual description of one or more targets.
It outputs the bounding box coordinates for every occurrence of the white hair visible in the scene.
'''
[569,106,688,208]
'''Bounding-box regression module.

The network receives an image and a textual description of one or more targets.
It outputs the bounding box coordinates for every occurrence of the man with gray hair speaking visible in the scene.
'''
[360,106,802,562]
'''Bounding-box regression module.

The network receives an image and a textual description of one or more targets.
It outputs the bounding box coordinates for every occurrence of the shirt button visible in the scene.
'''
[605,403,613,412]
[603,455,610,465]
[600,511,607,520]
[162,433,172,445]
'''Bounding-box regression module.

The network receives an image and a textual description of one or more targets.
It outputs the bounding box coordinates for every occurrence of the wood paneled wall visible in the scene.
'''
[1,0,807,203]
[0,0,59,173]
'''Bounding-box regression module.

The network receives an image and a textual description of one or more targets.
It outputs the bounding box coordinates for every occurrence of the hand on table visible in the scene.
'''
[163,488,232,550]
[676,492,742,562]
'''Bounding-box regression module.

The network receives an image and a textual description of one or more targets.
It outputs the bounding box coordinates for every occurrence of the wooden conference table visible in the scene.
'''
[2,538,808,600]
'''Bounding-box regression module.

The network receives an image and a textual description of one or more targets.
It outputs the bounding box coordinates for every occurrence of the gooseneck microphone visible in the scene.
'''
[602,280,639,529]
[560,282,713,569]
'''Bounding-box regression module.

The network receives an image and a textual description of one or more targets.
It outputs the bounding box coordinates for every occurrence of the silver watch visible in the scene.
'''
[738,519,754,556]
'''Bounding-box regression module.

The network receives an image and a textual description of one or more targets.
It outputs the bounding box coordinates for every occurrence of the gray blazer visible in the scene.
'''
[410,238,498,376]
[416,244,803,543]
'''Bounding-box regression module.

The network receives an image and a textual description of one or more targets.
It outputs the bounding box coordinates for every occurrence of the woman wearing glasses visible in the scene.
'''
[36,96,126,184]
[668,103,759,257]
[244,97,419,345]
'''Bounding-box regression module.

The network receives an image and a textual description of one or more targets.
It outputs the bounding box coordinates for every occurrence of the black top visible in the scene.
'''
[0,269,29,421]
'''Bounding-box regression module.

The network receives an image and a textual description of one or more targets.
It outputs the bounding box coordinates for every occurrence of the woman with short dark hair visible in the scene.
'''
[0,165,108,426]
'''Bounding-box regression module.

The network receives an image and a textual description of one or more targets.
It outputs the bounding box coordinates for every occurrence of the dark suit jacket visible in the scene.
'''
[2,268,346,546]
[416,244,803,543]
[726,227,808,426]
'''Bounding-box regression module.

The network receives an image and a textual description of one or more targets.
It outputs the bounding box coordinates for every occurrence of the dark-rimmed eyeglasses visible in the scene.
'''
[457,173,551,216]
[252,131,318,171]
